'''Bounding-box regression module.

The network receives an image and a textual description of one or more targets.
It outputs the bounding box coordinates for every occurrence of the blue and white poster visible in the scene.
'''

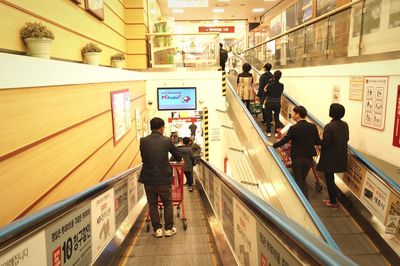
[157,87,196,110]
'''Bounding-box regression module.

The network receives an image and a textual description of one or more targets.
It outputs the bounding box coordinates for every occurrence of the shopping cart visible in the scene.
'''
[145,161,187,231]
[275,130,323,192]
[249,83,262,115]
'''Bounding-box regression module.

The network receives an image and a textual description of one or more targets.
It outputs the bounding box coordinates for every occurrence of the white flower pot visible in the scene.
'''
[24,38,52,59]
[83,52,100,66]
[111,60,124,69]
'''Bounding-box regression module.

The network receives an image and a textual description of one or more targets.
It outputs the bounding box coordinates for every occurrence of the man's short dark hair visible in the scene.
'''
[183,137,191,145]
[242,63,251,72]
[329,103,345,119]
[220,43,223,48]
[264,63,272,71]
[273,70,282,81]
[293,106,307,118]
[150,117,165,130]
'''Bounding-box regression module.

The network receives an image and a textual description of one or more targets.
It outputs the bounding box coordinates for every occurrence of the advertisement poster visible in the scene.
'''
[214,178,222,219]
[393,86,400,148]
[114,181,128,229]
[361,76,388,130]
[332,86,341,103]
[257,221,298,266]
[208,171,215,204]
[127,173,138,212]
[157,87,197,110]
[349,76,364,101]
[342,155,367,198]
[91,189,116,259]
[110,89,132,144]
[221,184,234,247]
[45,204,92,266]
[233,198,257,266]
[360,172,390,223]
[386,192,400,238]
[0,231,46,266]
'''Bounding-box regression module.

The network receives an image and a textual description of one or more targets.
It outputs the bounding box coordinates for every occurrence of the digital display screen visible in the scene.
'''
[157,87,197,110]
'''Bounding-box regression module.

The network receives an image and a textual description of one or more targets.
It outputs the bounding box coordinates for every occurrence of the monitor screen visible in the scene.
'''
[157,87,197,110]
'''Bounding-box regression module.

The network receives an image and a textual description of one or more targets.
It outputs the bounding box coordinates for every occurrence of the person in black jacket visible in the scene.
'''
[272,106,321,199]
[264,70,284,137]
[317,103,349,210]
[219,43,228,71]
[139,117,182,237]
[257,63,273,123]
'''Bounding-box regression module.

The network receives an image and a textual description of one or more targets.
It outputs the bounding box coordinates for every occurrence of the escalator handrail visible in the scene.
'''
[225,78,340,251]
[0,165,142,245]
[200,158,356,266]
[232,54,400,194]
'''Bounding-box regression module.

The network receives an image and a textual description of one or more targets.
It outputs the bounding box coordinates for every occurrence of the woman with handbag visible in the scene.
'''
[236,63,253,111]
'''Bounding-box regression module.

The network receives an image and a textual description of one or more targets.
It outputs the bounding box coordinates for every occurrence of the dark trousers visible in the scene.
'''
[292,158,313,199]
[184,171,193,186]
[260,97,266,122]
[144,184,173,231]
[324,173,337,204]
[242,99,250,111]
[264,102,282,133]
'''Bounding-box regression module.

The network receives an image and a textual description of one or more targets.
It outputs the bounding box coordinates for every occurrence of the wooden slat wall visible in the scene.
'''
[0,0,148,69]
[0,81,146,226]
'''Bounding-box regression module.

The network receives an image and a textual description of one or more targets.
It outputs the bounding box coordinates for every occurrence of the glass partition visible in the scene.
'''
[148,33,219,68]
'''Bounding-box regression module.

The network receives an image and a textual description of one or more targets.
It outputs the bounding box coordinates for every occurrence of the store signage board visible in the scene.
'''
[393,85,400,148]
[199,26,235,33]
[168,0,208,8]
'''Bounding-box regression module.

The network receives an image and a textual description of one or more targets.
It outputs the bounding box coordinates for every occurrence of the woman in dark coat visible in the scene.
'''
[317,103,349,210]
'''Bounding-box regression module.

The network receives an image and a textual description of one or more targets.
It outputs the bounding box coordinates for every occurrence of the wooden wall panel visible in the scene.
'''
[127,54,148,69]
[126,24,148,39]
[124,0,146,8]
[125,9,146,23]
[127,39,147,53]
[0,81,147,226]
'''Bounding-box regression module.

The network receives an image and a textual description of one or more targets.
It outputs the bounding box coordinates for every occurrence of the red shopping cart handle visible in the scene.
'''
[169,161,184,166]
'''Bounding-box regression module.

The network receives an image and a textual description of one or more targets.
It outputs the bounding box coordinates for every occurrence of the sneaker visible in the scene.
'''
[322,200,338,210]
[153,228,163,238]
[267,133,272,137]
[188,186,193,192]
[165,226,177,237]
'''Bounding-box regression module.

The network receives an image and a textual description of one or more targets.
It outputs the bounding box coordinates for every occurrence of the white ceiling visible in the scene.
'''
[157,0,282,22]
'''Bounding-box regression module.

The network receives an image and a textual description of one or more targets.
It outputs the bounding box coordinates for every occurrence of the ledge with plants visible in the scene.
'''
[81,42,102,66]
[20,22,55,59]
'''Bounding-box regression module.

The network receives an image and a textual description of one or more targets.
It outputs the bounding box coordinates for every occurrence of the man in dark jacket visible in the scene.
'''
[272,106,321,199]
[139,117,182,237]
[219,43,228,71]
[257,63,273,123]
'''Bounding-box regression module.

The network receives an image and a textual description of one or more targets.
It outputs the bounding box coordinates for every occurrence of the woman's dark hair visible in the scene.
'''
[273,70,282,81]
[293,105,307,118]
[263,63,272,71]
[329,103,345,119]
[242,63,251,72]
[150,117,165,130]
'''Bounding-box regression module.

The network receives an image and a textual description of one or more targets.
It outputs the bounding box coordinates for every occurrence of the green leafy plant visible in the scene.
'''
[20,22,55,40]
[81,42,102,54]
[111,53,125,60]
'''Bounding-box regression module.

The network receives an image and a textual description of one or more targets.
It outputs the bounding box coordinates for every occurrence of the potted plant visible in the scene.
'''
[20,22,55,59]
[81,42,102,66]
[111,53,125,69]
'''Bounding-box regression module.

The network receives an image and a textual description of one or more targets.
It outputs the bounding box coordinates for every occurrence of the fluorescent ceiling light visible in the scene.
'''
[264,0,276,2]
[252,8,265,13]
[213,8,224,13]
[218,0,231,2]
[172,9,184,13]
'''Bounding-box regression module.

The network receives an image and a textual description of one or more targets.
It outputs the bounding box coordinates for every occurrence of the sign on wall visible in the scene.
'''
[198,26,235,33]
[361,76,388,130]
[393,86,400,148]
[111,89,132,145]
[349,76,364,101]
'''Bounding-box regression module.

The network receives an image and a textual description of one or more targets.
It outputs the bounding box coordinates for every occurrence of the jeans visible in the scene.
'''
[292,158,313,199]
[184,171,193,186]
[264,102,282,133]
[324,173,337,204]
[144,184,174,230]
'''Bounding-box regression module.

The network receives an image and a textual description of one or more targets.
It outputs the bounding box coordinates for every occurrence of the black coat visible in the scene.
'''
[139,132,182,185]
[317,119,349,173]
[257,71,273,101]
[273,120,321,159]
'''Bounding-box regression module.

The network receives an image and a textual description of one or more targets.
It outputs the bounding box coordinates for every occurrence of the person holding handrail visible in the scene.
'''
[257,63,273,123]
[317,103,349,211]
[264,70,284,137]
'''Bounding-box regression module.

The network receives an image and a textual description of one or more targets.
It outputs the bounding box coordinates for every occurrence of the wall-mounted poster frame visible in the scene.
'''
[110,89,132,145]
[85,0,104,21]
[361,76,388,131]
[71,0,83,4]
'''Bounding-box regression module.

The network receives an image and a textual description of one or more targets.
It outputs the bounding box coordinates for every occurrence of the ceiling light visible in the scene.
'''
[218,0,231,2]
[213,8,224,13]
[264,0,276,2]
[252,8,265,13]
[172,9,184,13]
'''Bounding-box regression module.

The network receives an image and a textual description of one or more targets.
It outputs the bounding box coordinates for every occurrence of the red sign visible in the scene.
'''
[198,26,235,33]
[393,85,400,148]
[168,117,197,123]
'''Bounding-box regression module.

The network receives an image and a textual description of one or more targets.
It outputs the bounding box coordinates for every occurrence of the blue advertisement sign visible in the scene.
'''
[157,87,197,110]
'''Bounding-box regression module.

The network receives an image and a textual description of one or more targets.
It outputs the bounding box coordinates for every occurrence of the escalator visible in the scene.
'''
[224,56,400,265]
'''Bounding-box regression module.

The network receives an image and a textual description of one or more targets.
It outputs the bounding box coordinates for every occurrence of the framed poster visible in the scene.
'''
[361,76,388,130]
[86,0,104,20]
[393,86,400,148]
[110,89,132,145]
[71,0,83,4]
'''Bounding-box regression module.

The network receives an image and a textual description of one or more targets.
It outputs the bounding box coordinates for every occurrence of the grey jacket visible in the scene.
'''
[139,132,182,185]
[177,145,193,172]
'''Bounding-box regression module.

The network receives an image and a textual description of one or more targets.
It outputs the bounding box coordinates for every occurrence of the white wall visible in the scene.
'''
[281,59,400,167]
[145,70,226,170]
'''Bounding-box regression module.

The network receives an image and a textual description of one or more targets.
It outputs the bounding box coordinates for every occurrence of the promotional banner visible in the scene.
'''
[0,231,46,266]
[45,204,92,266]
[221,185,234,246]
[127,173,138,211]
[114,181,128,229]
[110,89,132,144]
[91,189,116,259]
[157,87,197,110]
[214,178,222,219]
[342,155,367,198]
[233,198,257,266]
[393,86,400,148]
[198,26,235,33]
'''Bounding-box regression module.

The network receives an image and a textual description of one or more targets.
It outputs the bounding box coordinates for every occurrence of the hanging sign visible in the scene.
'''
[199,26,235,33]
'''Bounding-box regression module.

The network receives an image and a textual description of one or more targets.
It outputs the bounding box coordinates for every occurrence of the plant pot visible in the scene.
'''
[111,60,124,69]
[24,38,52,59]
[83,52,100,66]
